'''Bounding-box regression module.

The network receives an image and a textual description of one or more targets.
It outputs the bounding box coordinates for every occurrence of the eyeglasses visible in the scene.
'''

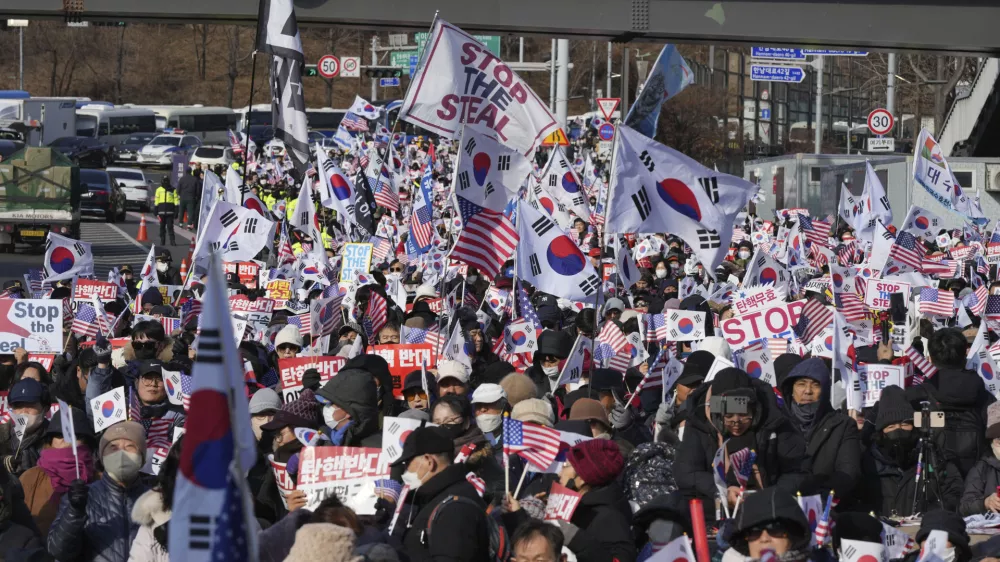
[744,522,789,541]
[390,267,404,273]
[132,341,157,351]
[404,389,428,401]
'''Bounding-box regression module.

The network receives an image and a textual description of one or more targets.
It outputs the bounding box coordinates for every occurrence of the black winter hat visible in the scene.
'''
[774,354,805,388]
[590,368,625,393]
[916,509,971,562]
[536,329,572,359]
[317,369,377,420]
[731,489,810,556]
[479,361,516,385]
[711,367,752,396]
[875,385,915,432]
[677,350,715,387]
[831,512,884,550]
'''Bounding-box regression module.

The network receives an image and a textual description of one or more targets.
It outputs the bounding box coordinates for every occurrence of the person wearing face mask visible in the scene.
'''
[675,368,807,508]
[779,358,861,498]
[258,389,324,520]
[905,328,995,480]
[508,439,633,562]
[392,426,491,561]
[856,385,962,517]
[733,240,754,270]
[432,394,505,504]
[728,489,811,562]
[316,368,383,448]
[569,398,635,459]
[471,384,507,445]
[0,378,51,476]
[631,492,692,561]
[900,510,973,562]
[248,388,282,443]
[960,402,1000,515]
[523,330,572,400]
[48,421,150,562]
[19,406,97,539]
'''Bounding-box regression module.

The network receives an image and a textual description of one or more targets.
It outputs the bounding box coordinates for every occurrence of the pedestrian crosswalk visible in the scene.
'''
[81,222,151,275]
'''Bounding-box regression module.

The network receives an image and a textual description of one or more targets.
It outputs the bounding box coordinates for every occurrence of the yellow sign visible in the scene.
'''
[541,129,569,147]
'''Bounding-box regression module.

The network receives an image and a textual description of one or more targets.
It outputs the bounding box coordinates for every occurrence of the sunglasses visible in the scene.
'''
[390,267,404,273]
[404,389,428,400]
[132,341,157,351]
[744,522,789,541]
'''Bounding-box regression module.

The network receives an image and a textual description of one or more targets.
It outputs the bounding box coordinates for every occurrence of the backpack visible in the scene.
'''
[425,495,510,562]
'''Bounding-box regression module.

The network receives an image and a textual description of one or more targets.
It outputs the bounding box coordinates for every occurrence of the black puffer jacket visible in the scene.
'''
[856,441,963,517]
[317,368,382,448]
[400,463,490,562]
[960,454,1000,516]
[47,474,150,562]
[906,366,995,478]
[342,354,405,420]
[675,377,807,502]
[563,481,636,562]
[779,358,861,498]
[0,421,48,476]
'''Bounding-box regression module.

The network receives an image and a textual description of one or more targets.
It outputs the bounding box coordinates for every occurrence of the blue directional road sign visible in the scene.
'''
[751,47,806,61]
[380,77,401,87]
[802,49,868,56]
[598,123,615,141]
[751,64,805,83]
[409,55,418,76]
[760,108,771,120]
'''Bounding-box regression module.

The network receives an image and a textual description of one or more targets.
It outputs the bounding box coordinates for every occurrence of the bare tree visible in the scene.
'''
[225,26,254,107]
[192,25,209,80]
[909,55,968,133]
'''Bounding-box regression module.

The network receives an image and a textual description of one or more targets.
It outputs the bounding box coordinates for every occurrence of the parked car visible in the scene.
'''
[190,145,236,169]
[0,140,25,162]
[106,167,153,211]
[79,169,126,222]
[47,136,113,168]
[113,132,158,163]
[137,133,202,167]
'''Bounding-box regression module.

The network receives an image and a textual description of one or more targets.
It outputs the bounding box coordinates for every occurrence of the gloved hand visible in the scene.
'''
[609,400,634,430]
[553,520,580,544]
[93,334,112,365]
[68,479,89,509]
[2,455,18,475]
[171,338,189,361]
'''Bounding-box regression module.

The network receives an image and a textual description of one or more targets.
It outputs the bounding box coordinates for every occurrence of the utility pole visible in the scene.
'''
[606,42,612,99]
[887,52,897,118]
[371,35,378,102]
[549,39,556,111]
[591,41,596,110]
[814,56,824,154]
[622,47,630,116]
[556,39,569,127]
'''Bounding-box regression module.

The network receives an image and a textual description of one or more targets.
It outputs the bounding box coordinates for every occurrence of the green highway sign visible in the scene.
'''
[415,32,500,58]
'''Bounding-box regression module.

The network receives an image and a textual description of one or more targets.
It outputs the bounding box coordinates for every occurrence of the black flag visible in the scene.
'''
[256,0,303,61]
[352,169,377,237]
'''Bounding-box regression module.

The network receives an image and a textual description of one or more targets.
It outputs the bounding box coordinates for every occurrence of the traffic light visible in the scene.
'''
[364,66,403,79]
[304,64,319,77]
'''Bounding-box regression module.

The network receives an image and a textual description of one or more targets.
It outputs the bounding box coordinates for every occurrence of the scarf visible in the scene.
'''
[38,446,94,494]
[789,400,821,437]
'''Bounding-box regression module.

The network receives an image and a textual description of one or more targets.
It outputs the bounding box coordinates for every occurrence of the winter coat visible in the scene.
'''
[564,481,636,562]
[19,465,61,538]
[153,186,178,216]
[960,455,1000,516]
[622,441,677,511]
[779,359,862,498]
[318,368,382,448]
[856,442,963,517]
[0,421,47,476]
[259,509,311,562]
[675,379,807,503]
[455,428,505,504]
[48,473,150,562]
[0,520,42,559]
[127,489,171,562]
[906,366,995,478]
[176,173,200,201]
[155,267,182,286]
[399,463,490,562]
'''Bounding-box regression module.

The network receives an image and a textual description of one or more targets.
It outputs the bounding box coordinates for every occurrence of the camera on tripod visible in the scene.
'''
[710,395,750,416]
[913,402,945,432]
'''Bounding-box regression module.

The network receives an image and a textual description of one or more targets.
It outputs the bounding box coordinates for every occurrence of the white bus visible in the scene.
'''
[235,104,273,131]
[138,105,239,144]
[75,105,158,145]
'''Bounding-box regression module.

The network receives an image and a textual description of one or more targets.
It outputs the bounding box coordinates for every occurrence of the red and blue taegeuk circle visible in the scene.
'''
[101,400,115,418]
[546,236,587,276]
[472,153,491,186]
[759,267,778,285]
[179,391,233,489]
[49,247,75,274]
[330,174,352,200]
[678,317,695,334]
[656,179,702,221]
[746,361,762,379]
[561,172,580,194]
[915,216,930,229]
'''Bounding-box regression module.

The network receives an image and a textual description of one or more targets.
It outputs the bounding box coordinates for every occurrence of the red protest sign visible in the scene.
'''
[721,300,806,349]
[269,454,294,508]
[28,353,55,371]
[77,337,130,350]
[223,261,261,289]
[228,295,276,313]
[601,263,617,282]
[278,356,347,402]
[405,298,442,314]
[74,279,118,301]
[297,446,389,511]
[366,344,434,399]
[544,481,582,522]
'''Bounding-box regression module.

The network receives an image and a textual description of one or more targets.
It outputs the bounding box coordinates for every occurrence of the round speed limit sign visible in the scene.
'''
[317,55,340,78]
[867,108,894,136]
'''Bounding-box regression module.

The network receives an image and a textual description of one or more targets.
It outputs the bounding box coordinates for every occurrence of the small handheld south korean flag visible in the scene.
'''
[57,399,80,480]
[380,416,426,465]
[839,539,887,562]
[89,387,126,432]
[666,310,706,341]
[294,427,326,447]
[163,370,186,406]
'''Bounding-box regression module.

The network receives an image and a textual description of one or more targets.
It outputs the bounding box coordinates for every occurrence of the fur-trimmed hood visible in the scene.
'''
[131,489,171,528]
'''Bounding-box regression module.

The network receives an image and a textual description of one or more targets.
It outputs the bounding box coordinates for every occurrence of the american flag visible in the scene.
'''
[129,387,176,450]
[597,321,628,353]
[729,448,756,487]
[277,221,295,266]
[228,129,243,154]
[180,299,203,326]
[71,302,103,338]
[159,317,181,334]
[766,337,789,358]
[465,472,486,497]
[977,255,991,278]
[987,295,1000,320]
[965,284,989,317]
[798,215,831,248]
[646,313,668,344]
[834,292,866,322]
[371,165,400,212]
[502,417,561,470]
[922,258,959,278]
[212,472,252,560]
[887,231,926,271]
[404,326,445,349]
[369,236,393,265]
[918,287,956,316]
[286,313,311,335]
[626,351,665,406]
[516,281,541,325]
[813,492,834,546]
[451,196,518,279]
[340,111,368,132]
[794,299,833,344]
[409,144,436,252]
[905,346,938,381]
[837,241,859,266]
[362,291,388,338]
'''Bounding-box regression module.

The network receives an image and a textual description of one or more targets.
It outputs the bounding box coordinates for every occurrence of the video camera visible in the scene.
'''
[914,401,945,432]
[709,395,750,416]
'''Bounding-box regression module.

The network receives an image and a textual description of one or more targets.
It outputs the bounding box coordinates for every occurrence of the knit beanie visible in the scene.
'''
[986,402,1000,440]
[567,439,623,487]
[774,354,806,388]
[874,385,914,432]
[99,420,147,460]
[283,523,359,562]
[511,398,554,427]
[915,509,971,561]
[500,373,537,406]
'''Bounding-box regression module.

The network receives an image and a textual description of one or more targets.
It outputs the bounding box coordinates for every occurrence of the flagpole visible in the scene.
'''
[241,51,259,189]
[591,124,621,371]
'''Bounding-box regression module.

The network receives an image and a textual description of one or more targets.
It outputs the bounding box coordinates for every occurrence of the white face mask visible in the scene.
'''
[103,450,143,484]
[476,413,502,433]
[655,269,667,279]
[156,262,168,273]
[670,262,680,271]
[941,547,956,562]
[323,405,342,429]
[738,251,751,259]
[16,413,42,435]
[401,459,427,490]
[542,365,560,378]
[467,276,478,284]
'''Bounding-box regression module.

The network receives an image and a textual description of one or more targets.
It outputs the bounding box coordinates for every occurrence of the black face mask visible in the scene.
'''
[564,477,582,492]
[439,423,466,440]
[879,428,918,466]
[133,341,158,361]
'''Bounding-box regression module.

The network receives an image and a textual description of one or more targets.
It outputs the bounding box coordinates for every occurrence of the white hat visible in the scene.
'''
[436,359,469,384]
[414,284,438,301]
[471,383,506,405]
[275,324,303,349]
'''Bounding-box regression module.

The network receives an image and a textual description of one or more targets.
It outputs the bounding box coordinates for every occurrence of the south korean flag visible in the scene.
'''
[515,200,602,303]
[192,201,275,272]
[538,146,591,221]
[453,125,531,211]
[666,310,705,341]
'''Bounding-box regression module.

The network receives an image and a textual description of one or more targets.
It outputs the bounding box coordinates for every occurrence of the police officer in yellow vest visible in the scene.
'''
[261,188,277,212]
[154,178,180,246]
[285,191,298,222]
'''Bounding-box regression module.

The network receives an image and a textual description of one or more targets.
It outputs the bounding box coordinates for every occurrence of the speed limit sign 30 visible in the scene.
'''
[867,108,894,136]
[317,55,340,78]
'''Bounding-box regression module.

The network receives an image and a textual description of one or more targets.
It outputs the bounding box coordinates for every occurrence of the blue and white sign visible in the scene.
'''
[802,49,868,56]
[598,123,615,141]
[751,47,806,61]
[379,77,400,87]
[751,65,805,83]
[760,108,771,120]
[409,55,418,76]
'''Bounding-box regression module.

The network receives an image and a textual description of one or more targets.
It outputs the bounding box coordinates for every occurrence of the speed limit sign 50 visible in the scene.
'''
[867,108,894,136]
[317,55,340,78]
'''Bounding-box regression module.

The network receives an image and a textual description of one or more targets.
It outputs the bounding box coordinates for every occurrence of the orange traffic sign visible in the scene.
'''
[541,128,569,146]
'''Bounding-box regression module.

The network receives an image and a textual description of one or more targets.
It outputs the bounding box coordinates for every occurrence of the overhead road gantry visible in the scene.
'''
[2,0,999,55]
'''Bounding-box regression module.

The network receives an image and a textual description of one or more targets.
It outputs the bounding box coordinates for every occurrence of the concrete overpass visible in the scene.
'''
[3,0,1000,55]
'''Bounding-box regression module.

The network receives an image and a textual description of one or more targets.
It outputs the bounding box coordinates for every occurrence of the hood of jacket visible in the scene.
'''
[730,488,810,556]
[122,337,175,363]
[317,368,379,444]
[684,375,785,438]
[923,366,985,407]
[779,357,834,432]
[343,354,395,413]
[131,489,171,528]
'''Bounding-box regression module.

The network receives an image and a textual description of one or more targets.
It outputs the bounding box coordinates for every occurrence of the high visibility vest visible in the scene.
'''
[322,232,334,250]
[262,194,277,210]
[286,198,298,222]
[154,187,179,212]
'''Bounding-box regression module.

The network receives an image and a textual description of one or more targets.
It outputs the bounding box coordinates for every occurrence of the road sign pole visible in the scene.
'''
[814,55,823,154]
